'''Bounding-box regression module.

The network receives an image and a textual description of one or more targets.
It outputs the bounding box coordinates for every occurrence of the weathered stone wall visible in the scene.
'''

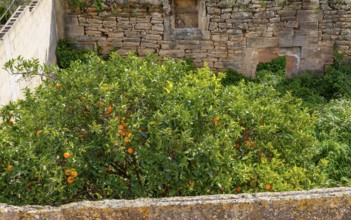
[1,187,351,219]
[64,0,351,77]
[0,0,58,106]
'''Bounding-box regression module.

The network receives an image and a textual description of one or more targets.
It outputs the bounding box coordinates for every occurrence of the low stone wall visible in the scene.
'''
[0,0,58,106]
[63,0,351,77]
[1,187,351,219]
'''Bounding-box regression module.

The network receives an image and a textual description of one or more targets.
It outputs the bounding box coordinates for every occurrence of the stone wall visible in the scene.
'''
[1,187,351,219]
[64,0,351,77]
[0,0,58,106]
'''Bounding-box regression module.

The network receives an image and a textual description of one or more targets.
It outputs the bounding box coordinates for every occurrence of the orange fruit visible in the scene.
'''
[236,186,241,193]
[36,130,41,136]
[245,140,251,147]
[98,102,104,108]
[70,170,78,178]
[67,177,74,184]
[118,124,125,130]
[127,147,134,154]
[63,152,72,159]
[119,130,126,136]
[122,122,127,128]
[7,165,13,171]
[124,136,130,143]
[265,184,271,191]
[7,119,14,125]
[56,83,62,90]
[64,169,72,176]
[212,116,219,124]
[106,106,112,114]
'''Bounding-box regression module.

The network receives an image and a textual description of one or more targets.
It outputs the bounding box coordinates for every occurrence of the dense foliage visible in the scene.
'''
[56,40,91,69]
[1,48,351,206]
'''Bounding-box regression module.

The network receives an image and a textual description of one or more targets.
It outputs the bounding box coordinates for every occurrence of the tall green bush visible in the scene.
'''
[0,53,328,205]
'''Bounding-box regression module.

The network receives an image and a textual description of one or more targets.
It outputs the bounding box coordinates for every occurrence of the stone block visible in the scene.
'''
[145,34,163,41]
[135,23,152,30]
[152,24,164,31]
[208,50,228,58]
[246,37,279,48]
[278,29,294,47]
[297,10,323,22]
[159,49,185,57]
[212,34,228,42]
[125,31,141,38]
[65,25,85,39]
[123,41,140,47]
[65,15,79,26]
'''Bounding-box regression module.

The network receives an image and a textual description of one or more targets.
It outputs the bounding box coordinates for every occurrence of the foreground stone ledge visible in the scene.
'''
[1,187,351,219]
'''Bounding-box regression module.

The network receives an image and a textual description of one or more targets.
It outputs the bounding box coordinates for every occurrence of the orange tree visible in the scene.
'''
[0,53,328,205]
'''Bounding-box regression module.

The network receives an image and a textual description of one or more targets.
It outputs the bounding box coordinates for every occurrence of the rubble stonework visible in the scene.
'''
[1,187,351,219]
[64,0,351,76]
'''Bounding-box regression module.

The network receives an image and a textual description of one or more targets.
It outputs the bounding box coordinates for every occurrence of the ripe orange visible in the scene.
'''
[119,130,126,136]
[212,116,219,124]
[67,177,74,184]
[36,130,41,136]
[106,106,112,114]
[118,124,125,130]
[56,83,62,90]
[245,140,251,147]
[7,119,14,125]
[7,165,13,171]
[64,169,72,176]
[236,186,242,193]
[122,122,127,128]
[127,147,134,154]
[63,152,72,159]
[70,170,78,178]
[98,102,104,108]
[124,136,130,143]
[265,184,271,191]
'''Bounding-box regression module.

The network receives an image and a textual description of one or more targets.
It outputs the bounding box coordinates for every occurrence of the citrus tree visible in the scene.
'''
[0,53,328,205]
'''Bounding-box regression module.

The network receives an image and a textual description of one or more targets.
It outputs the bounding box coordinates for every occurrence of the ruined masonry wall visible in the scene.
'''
[64,0,351,77]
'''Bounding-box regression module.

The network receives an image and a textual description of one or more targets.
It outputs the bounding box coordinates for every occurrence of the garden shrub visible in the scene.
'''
[314,98,351,185]
[0,53,328,205]
[56,40,92,69]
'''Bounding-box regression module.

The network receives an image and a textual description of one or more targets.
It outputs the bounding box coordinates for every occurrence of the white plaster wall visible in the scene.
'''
[0,0,58,106]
